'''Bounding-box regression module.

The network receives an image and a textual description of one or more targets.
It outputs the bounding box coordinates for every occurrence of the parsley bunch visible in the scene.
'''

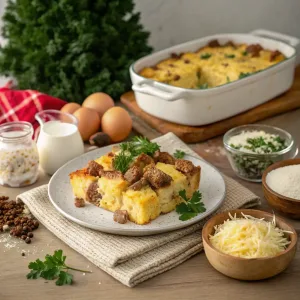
[27,250,91,286]
[0,0,152,102]
[176,190,206,221]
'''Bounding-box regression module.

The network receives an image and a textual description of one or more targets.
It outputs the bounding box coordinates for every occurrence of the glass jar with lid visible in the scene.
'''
[0,121,39,187]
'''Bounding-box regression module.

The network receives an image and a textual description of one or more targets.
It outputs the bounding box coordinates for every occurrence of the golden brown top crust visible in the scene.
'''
[101,170,124,180]
[69,168,91,179]
[124,165,143,184]
[153,151,175,165]
[175,159,200,175]
[143,166,172,189]
[87,160,103,177]
[132,153,154,171]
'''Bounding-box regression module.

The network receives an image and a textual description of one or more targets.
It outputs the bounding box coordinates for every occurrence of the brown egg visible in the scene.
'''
[61,102,81,114]
[73,107,101,141]
[82,92,114,119]
[101,107,132,142]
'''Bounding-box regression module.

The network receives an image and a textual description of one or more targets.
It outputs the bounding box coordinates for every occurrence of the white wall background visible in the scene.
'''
[135,0,300,51]
[0,0,299,84]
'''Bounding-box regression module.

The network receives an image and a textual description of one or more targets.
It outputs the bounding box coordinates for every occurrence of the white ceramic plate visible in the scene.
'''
[48,145,226,236]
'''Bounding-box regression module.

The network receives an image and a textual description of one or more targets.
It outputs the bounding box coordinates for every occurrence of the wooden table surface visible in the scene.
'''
[1,108,300,300]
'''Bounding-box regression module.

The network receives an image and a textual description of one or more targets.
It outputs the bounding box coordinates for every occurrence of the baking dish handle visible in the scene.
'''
[250,29,300,48]
[132,80,186,102]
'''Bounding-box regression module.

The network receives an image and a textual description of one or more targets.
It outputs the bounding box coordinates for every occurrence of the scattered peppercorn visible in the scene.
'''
[22,252,25,257]
[0,195,39,243]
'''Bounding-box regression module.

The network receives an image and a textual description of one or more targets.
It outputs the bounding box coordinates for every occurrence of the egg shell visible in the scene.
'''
[101,107,132,142]
[61,102,81,114]
[82,92,114,119]
[73,107,101,141]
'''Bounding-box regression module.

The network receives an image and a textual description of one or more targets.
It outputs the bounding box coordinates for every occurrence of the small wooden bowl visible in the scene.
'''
[262,158,300,219]
[202,209,297,281]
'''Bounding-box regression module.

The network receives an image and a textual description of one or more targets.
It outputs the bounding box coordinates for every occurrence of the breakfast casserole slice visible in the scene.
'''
[69,144,201,225]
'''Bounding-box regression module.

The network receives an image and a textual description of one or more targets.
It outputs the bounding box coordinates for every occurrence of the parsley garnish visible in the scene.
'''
[225,54,235,58]
[200,53,212,59]
[129,136,160,156]
[27,250,91,286]
[198,83,208,89]
[239,72,252,79]
[113,150,134,173]
[173,149,185,159]
[176,190,206,221]
[113,136,160,173]
[242,51,248,56]
[226,76,230,83]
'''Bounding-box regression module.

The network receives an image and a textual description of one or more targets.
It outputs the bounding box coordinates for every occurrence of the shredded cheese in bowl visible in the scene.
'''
[209,213,292,259]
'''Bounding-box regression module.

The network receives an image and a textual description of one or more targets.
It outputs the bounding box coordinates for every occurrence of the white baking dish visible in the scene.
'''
[130,29,299,126]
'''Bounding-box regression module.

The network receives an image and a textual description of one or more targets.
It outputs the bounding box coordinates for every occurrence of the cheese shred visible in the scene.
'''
[209,213,292,258]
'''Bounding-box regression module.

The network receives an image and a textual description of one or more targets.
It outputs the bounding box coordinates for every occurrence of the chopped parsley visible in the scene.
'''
[176,190,206,221]
[198,83,208,89]
[242,51,248,56]
[200,53,212,59]
[228,132,288,180]
[226,76,230,83]
[239,72,252,79]
[225,54,235,58]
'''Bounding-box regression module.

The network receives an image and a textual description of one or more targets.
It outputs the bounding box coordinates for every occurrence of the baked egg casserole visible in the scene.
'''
[69,144,201,225]
[139,40,286,89]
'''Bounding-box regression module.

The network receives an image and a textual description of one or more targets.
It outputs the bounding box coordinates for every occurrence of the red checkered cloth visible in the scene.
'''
[0,81,67,137]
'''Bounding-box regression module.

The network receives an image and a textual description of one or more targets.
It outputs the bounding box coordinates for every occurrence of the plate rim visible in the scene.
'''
[48,147,226,236]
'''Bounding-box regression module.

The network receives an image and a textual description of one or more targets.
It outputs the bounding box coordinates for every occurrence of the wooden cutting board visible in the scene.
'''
[121,67,300,143]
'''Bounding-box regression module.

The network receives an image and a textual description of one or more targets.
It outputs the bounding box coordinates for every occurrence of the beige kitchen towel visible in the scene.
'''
[17,132,261,287]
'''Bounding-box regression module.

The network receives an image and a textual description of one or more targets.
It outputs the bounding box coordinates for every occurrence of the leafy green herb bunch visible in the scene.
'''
[0,0,152,103]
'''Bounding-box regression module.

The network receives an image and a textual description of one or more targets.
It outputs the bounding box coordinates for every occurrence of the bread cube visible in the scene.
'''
[122,186,160,225]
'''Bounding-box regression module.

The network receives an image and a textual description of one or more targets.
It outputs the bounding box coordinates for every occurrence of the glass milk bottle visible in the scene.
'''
[0,122,39,187]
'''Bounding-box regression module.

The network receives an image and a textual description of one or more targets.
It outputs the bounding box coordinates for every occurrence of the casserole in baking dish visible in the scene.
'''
[130,29,299,126]
[139,41,285,89]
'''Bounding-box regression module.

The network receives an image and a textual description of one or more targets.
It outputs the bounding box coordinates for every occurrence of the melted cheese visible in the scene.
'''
[209,213,291,258]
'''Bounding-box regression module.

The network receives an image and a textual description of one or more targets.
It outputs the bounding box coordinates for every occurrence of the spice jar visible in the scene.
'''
[0,122,39,187]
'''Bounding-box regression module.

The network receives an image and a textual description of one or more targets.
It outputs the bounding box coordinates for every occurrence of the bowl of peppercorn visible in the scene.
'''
[0,195,40,244]
[223,124,297,182]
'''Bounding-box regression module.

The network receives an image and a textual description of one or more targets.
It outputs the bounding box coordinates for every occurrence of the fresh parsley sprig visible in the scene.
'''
[173,149,185,159]
[176,190,206,221]
[113,150,134,173]
[129,136,160,156]
[113,136,160,173]
[27,250,91,286]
